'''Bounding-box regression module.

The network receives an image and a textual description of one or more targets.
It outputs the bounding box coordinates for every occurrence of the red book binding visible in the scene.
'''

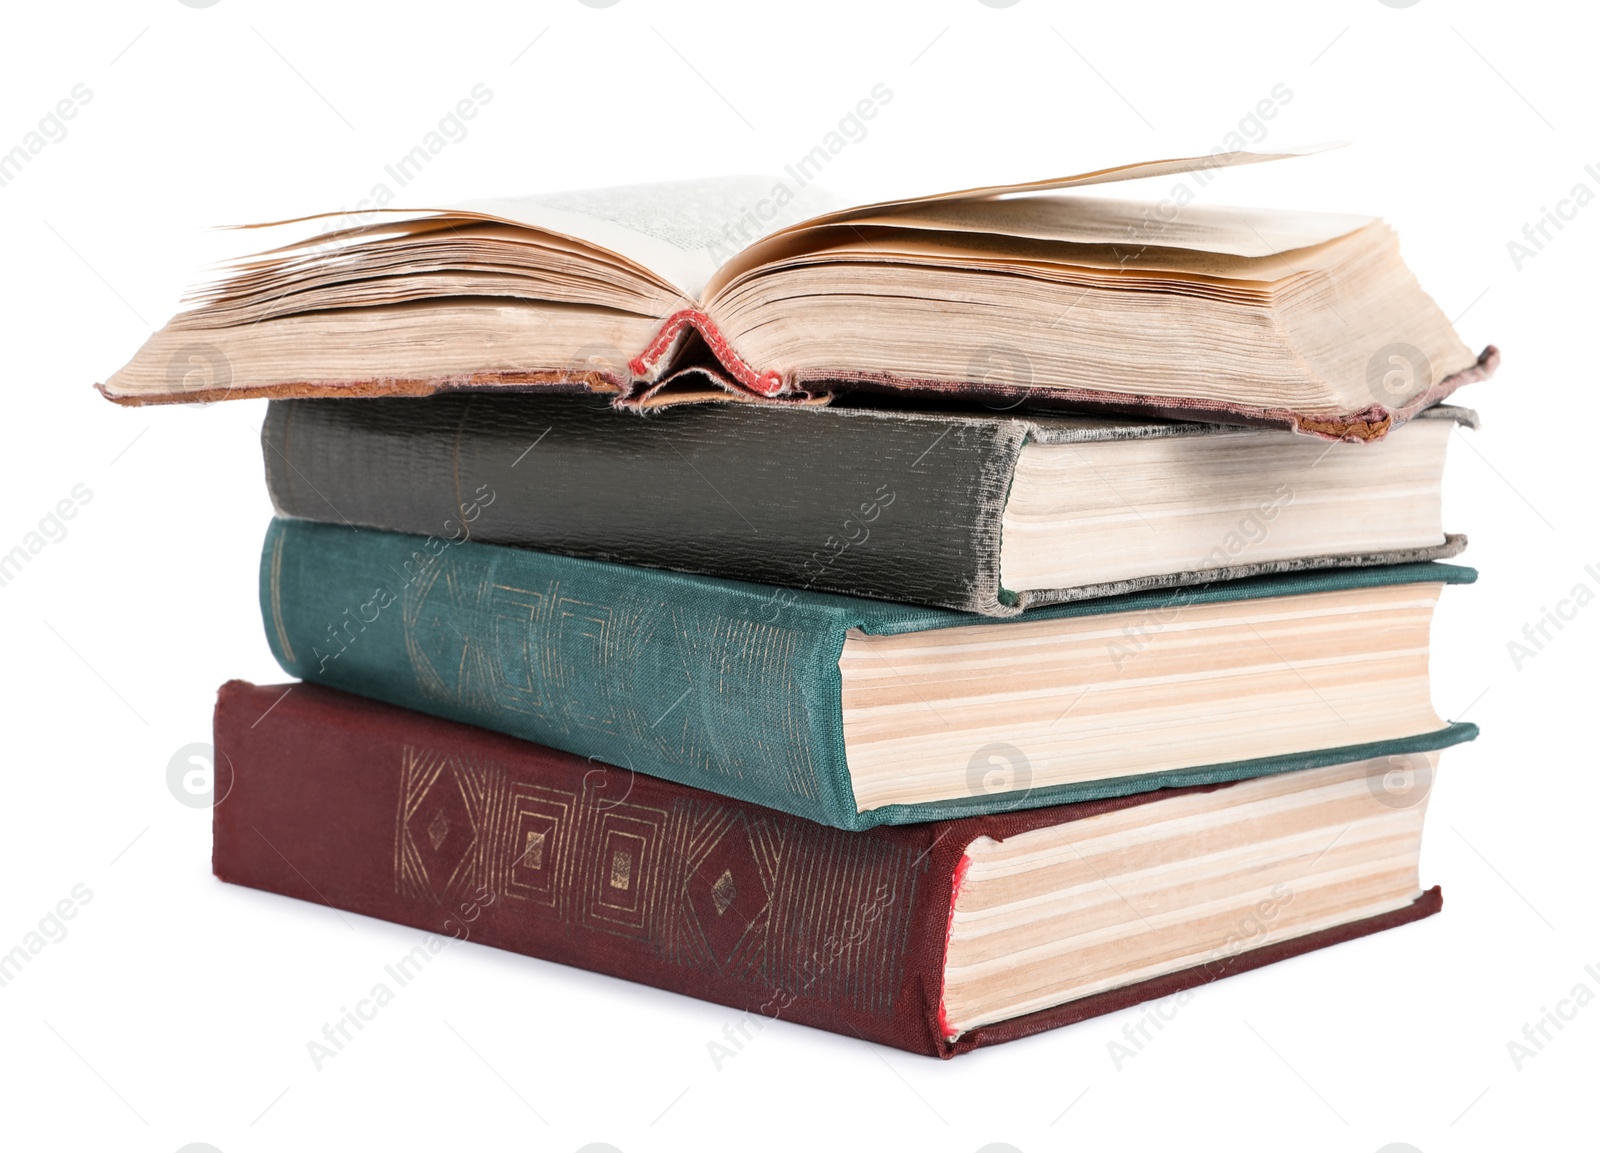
[213,680,1442,1058]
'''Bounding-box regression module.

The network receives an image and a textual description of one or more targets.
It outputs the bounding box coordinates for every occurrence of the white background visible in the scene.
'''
[0,1,1593,1151]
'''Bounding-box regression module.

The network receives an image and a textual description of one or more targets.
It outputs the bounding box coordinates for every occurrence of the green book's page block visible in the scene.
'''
[260,518,1478,831]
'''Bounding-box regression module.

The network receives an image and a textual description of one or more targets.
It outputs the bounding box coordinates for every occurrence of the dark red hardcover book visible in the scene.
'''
[213,680,1442,1058]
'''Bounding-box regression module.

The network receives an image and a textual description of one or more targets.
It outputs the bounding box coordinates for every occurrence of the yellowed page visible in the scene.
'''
[840,195,1374,257]
[702,144,1342,298]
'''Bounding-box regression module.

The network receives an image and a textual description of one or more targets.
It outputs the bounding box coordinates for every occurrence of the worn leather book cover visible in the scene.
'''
[262,395,1472,617]
[258,516,1478,830]
[212,680,1445,1059]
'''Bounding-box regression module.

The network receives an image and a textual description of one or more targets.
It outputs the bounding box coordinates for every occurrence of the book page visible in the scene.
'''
[790,143,1343,221]
[721,224,1340,283]
[702,144,1342,298]
[839,195,1376,258]
[452,176,844,299]
[227,176,844,302]
[219,147,1339,312]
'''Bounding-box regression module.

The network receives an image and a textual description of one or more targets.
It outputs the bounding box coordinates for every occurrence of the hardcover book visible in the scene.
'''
[213,680,1448,1058]
[263,394,1473,616]
[259,517,1477,830]
[102,148,1495,441]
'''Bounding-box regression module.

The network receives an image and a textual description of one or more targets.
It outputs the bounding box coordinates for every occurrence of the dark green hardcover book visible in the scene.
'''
[262,395,1471,617]
[260,518,1477,831]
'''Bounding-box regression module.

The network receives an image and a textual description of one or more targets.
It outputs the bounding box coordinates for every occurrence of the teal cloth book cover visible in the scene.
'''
[259,518,1478,831]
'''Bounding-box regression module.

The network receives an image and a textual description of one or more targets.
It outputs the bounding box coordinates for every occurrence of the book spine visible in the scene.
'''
[258,517,867,829]
[213,681,952,1056]
[262,395,1025,615]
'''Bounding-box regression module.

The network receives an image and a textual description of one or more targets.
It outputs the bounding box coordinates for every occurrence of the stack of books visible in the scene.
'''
[103,151,1494,1058]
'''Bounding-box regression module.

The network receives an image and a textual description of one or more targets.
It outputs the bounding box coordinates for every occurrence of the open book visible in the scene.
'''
[100,148,1496,442]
